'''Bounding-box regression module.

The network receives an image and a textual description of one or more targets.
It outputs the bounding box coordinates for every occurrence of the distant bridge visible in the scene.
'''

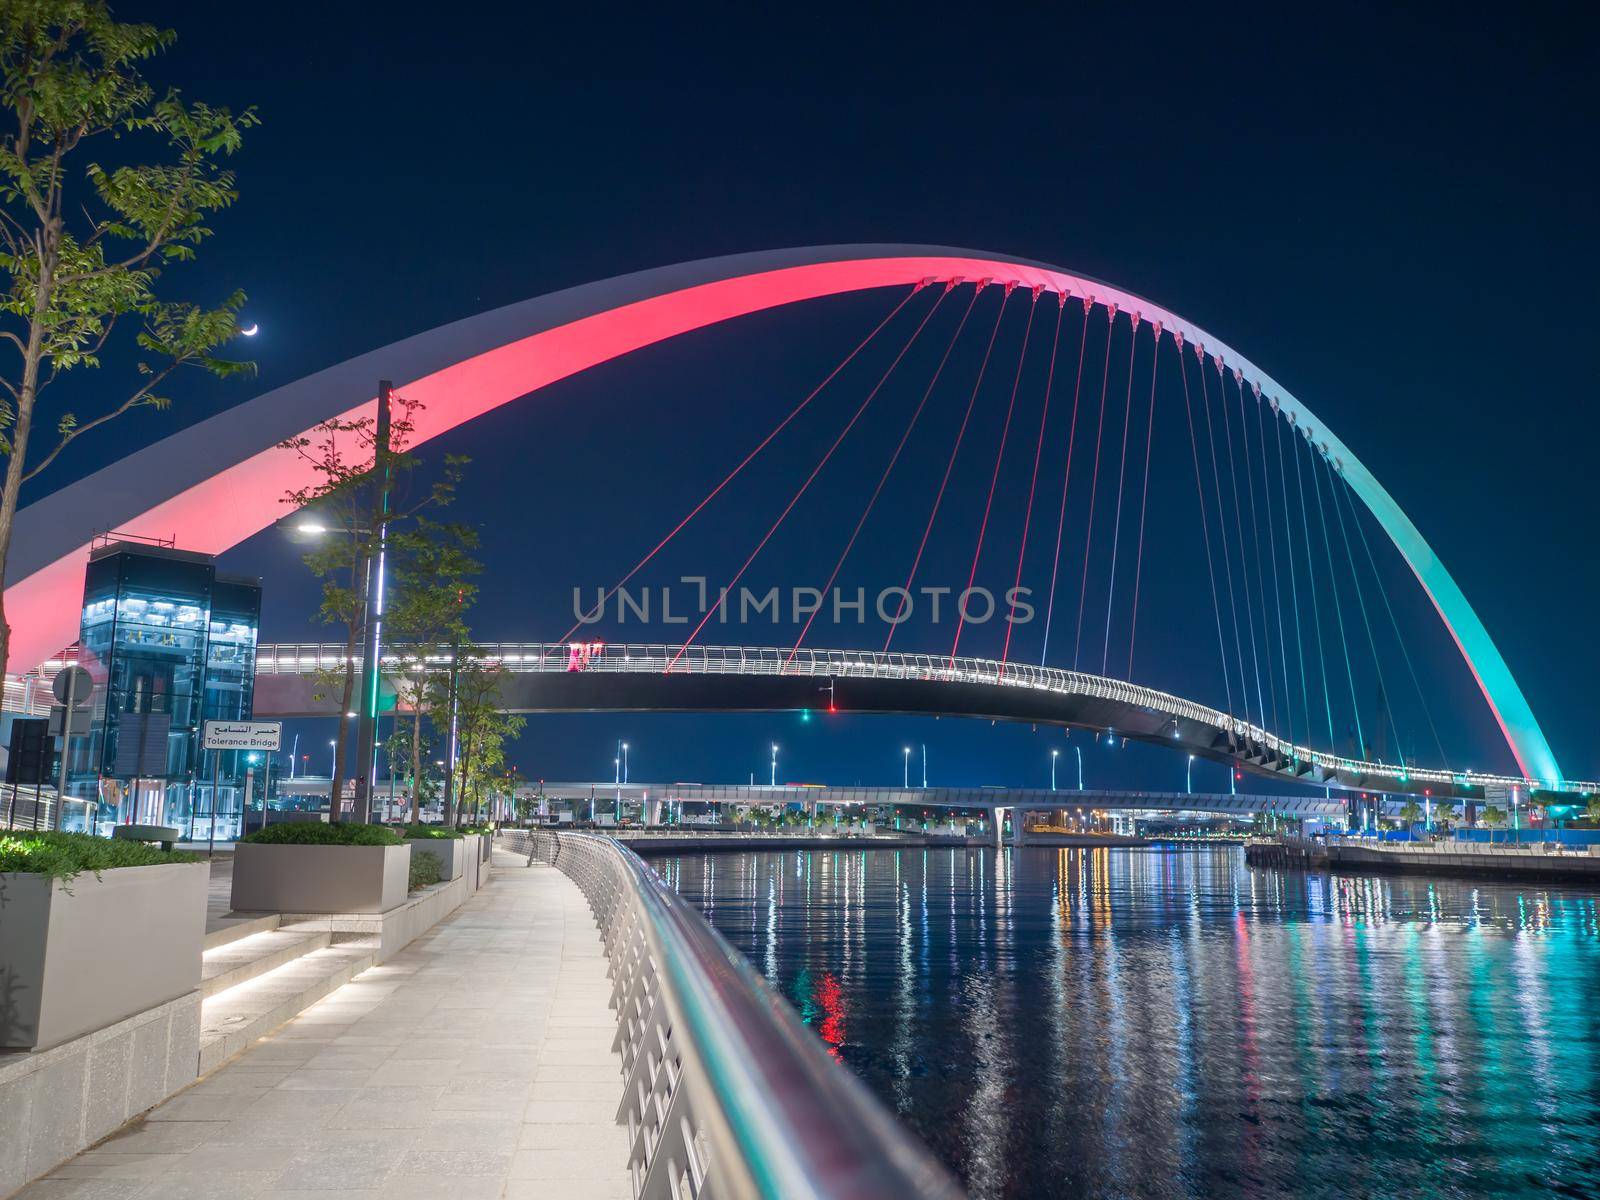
[528,780,1344,820]
[250,642,1596,803]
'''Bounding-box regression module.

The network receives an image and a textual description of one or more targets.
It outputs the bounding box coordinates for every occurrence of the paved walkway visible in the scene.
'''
[20,851,631,1199]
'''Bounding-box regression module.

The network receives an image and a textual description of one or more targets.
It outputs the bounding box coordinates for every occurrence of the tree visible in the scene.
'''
[1398,799,1424,827]
[1479,805,1508,842]
[429,645,523,825]
[0,3,257,669]
[1585,795,1600,826]
[383,518,480,821]
[1431,798,1457,832]
[280,393,463,818]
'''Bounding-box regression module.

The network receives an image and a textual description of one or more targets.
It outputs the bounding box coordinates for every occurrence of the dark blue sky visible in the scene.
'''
[36,2,1597,789]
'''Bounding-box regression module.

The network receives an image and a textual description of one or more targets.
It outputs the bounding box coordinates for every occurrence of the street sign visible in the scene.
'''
[47,705,92,736]
[51,665,92,707]
[203,720,283,751]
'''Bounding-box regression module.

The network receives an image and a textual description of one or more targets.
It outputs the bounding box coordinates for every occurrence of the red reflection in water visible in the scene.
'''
[815,971,846,1060]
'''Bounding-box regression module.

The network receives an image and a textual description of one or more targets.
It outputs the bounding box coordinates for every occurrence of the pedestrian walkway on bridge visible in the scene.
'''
[16,849,631,1199]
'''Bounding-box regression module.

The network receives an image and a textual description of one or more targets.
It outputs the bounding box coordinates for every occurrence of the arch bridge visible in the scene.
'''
[4,245,1581,801]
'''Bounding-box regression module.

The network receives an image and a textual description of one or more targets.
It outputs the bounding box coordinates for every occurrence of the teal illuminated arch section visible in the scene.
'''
[3,244,1562,783]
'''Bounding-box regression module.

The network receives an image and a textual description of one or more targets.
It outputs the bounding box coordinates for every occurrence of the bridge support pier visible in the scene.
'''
[1012,808,1027,850]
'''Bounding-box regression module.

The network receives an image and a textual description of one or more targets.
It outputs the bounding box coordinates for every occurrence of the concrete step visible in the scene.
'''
[198,940,378,1076]
[203,911,279,951]
[200,927,334,998]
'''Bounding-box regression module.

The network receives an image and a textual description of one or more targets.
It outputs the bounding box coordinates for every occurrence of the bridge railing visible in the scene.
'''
[498,828,962,1200]
[251,641,1598,797]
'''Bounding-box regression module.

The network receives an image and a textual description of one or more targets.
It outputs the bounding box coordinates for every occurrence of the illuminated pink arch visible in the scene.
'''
[5,244,1563,783]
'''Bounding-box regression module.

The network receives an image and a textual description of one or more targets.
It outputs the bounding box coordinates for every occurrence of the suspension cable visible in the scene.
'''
[1290,422,1338,752]
[557,285,922,644]
[1216,358,1267,728]
[884,284,1010,653]
[1176,336,1234,721]
[1198,347,1252,726]
[1001,293,1066,664]
[1306,431,1366,757]
[1072,304,1119,670]
[950,286,1038,663]
[1039,299,1092,665]
[1099,313,1143,675]
[1124,324,1162,681]
[1253,387,1297,752]
[669,284,941,670]
[1321,449,1403,764]
[1231,369,1278,738]
[788,284,960,663]
[1333,467,1452,772]
[1274,410,1315,757]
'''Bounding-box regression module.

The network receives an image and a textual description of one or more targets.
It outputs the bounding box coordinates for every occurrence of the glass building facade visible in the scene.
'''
[71,541,261,837]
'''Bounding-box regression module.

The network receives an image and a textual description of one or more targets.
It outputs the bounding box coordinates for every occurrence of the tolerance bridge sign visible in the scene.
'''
[202,720,282,751]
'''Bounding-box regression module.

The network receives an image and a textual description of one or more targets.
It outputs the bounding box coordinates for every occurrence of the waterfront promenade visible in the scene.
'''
[16,849,630,1199]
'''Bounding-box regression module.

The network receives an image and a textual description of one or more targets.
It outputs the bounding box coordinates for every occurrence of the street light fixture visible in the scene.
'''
[903,746,911,789]
[770,743,778,787]
[1187,754,1195,795]
[1051,748,1059,792]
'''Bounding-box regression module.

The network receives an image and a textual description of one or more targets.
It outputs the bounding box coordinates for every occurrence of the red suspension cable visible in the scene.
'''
[786,283,960,663]
[883,284,1009,653]
[1039,299,1092,665]
[949,285,1037,664]
[1072,303,1119,670]
[1099,312,1143,675]
[1124,323,1163,680]
[556,285,921,644]
[1001,293,1066,664]
[667,282,941,670]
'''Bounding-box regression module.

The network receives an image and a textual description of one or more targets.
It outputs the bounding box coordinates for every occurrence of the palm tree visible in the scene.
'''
[1479,805,1508,843]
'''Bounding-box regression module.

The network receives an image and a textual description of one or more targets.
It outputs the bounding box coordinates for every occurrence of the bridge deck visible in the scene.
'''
[19,849,630,1199]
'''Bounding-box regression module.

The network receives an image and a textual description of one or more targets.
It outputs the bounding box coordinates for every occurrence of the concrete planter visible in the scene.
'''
[405,837,466,882]
[0,862,206,1052]
[231,843,410,915]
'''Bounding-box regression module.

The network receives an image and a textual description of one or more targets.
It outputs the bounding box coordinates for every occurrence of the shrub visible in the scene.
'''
[408,850,442,891]
[400,823,463,840]
[239,822,402,847]
[0,831,197,885]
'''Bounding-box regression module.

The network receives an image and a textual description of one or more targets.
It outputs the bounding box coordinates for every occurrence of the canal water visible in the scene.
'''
[650,845,1600,1200]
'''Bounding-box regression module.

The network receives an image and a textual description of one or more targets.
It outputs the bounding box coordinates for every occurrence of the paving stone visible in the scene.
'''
[32,853,629,1197]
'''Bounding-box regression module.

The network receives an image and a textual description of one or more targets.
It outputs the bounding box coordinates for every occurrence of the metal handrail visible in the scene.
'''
[500,829,962,1200]
[258,640,1599,796]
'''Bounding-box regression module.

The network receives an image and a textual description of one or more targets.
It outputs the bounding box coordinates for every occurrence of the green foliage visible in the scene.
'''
[1398,800,1425,824]
[401,823,462,840]
[0,1,257,465]
[408,849,441,891]
[0,830,195,883]
[239,821,401,847]
[1479,805,1508,829]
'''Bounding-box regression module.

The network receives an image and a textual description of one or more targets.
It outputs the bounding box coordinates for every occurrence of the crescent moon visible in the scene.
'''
[240,323,259,337]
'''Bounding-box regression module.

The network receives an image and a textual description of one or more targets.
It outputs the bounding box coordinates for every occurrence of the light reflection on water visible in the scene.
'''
[651,846,1600,1200]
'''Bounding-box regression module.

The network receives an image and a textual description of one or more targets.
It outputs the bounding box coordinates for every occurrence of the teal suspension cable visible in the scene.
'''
[1306,431,1366,758]
[1321,450,1404,765]
[1290,423,1337,754]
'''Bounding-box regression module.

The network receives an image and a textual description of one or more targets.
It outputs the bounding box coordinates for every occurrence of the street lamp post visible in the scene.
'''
[770,743,778,788]
[1075,746,1083,790]
[921,743,928,789]
[903,746,911,789]
[351,379,393,824]
[1051,748,1059,792]
[1187,754,1195,795]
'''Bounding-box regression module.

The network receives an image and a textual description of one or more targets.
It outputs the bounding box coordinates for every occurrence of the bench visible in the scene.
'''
[111,823,184,851]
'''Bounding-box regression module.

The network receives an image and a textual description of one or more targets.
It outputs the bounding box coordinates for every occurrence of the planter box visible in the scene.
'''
[0,862,206,1052]
[405,837,466,882]
[231,843,409,915]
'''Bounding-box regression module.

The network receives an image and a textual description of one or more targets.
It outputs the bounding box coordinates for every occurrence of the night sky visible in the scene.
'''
[29,3,1597,790]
